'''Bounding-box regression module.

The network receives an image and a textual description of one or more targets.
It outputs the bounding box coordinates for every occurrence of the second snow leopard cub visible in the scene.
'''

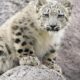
[0,0,72,74]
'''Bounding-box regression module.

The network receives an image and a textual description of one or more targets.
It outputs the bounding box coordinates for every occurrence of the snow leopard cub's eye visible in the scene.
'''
[57,10,64,18]
[43,9,49,17]
[57,14,64,18]
[43,13,49,17]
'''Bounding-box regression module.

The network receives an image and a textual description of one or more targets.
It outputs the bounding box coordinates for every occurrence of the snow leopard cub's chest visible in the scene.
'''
[34,28,65,59]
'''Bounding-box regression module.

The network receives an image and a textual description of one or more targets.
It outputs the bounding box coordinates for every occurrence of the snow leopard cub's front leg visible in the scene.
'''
[42,49,62,74]
[11,16,40,66]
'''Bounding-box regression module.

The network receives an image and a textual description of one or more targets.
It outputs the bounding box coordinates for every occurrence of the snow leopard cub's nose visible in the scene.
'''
[50,25,60,31]
[50,25,56,28]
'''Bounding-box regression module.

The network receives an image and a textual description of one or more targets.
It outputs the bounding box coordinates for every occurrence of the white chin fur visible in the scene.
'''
[48,28,65,50]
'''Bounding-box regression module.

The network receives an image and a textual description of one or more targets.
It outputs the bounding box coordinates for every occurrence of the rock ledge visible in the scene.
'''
[0,65,66,80]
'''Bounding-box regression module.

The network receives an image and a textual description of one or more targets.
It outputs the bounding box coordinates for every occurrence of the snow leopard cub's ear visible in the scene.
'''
[61,0,73,16]
[34,0,47,12]
[36,0,47,6]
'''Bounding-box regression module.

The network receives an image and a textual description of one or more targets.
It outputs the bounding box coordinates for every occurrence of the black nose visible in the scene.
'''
[50,25,60,31]
[50,25,56,28]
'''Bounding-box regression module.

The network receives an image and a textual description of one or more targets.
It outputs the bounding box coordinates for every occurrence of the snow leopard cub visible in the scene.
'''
[0,0,72,74]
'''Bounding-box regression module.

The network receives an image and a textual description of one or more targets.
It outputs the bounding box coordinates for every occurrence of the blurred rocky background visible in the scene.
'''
[0,0,33,25]
[0,0,80,80]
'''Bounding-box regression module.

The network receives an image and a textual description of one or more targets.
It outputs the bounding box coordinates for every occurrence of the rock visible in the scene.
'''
[0,0,33,25]
[57,0,80,80]
[0,65,66,80]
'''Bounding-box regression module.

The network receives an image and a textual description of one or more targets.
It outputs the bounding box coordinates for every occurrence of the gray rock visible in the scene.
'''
[0,0,33,25]
[0,65,66,80]
[57,0,80,80]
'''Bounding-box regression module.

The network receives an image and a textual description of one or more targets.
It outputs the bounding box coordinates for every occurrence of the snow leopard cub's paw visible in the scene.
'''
[19,56,41,66]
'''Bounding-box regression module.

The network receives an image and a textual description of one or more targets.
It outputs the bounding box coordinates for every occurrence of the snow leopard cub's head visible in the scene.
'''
[37,0,72,32]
